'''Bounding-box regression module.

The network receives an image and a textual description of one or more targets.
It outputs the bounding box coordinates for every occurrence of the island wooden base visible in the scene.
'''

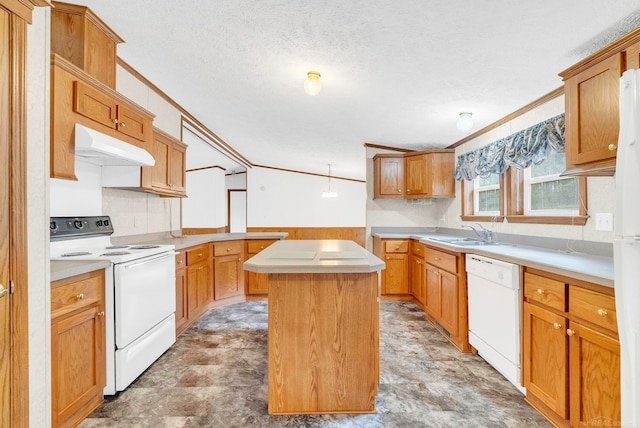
[267,272,380,414]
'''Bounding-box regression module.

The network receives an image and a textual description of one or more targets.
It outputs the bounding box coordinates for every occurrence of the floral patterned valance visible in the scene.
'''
[454,113,565,181]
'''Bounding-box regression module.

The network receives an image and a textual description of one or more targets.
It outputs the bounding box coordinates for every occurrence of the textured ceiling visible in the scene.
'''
[66,1,640,180]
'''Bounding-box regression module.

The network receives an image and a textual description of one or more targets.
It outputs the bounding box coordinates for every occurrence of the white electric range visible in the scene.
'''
[50,216,176,395]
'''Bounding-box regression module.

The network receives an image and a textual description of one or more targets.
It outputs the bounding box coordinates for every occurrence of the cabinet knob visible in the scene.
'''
[435,257,440,261]
[597,308,608,317]
[608,144,617,151]
[97,311,105,318]
[177,260,183,264]
[238,258,241,261]
[260,246,265,249]
[76,293,84,300]
[566,329,575,337]
[120,122,126,128]
[112,118,118,124]
[0,284,7,298]
[553,322,562,330]
[536,288,545,295]
[397,189,401,193]
[198,253,203,257]
[386,256,390,260]
[227,248,231,252]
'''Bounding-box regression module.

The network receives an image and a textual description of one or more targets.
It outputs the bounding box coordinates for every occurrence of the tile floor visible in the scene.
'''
[79,301,551,427]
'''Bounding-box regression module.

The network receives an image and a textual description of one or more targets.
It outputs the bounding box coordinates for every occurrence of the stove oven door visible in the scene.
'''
[114,251,176,348]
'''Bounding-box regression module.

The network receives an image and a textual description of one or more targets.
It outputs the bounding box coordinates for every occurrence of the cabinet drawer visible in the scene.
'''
[51,270,104,319]
[214,240,243,256]
[424,247,457,273]
[410,240,424,257]
[186,244,209,265]
[175,251,186,269]
[384,240,408,253]
[524,273,566,311]
[569,285,617,334]
[247,239,277,254]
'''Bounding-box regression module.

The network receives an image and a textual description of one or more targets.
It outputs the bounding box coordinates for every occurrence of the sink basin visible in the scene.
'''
[427,237,502,246]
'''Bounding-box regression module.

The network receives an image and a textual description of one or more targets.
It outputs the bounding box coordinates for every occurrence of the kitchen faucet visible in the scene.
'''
[462,223,496,243]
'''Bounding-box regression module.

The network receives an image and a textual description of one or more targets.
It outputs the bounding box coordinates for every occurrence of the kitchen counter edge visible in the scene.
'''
[51,260,112,283]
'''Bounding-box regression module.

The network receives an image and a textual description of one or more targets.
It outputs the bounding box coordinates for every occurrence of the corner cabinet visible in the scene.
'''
[559,28,640,176]
[371,150,454,199]
[404,151,455,198]
[51,270,106,428]
[373,155,404,198]
[141,128,187,197]
[522,269,620,428]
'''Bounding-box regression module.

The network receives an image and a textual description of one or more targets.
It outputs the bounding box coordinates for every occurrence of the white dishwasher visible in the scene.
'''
[466,254,525,394]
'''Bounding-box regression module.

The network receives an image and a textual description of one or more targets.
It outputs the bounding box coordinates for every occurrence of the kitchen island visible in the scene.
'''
[244,240,384,415]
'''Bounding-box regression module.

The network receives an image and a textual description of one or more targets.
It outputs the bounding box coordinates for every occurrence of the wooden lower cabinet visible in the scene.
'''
[187,259,211,319]
[175,258,188,335]
[246,239,277,295]
[51,270,106,428]
[410,254,425,305]
[176,244,213,336]
[373,237,410,296]
[522,268,621,428]
[214,254,243,300]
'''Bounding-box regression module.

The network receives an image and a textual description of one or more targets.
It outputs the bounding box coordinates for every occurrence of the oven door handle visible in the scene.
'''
[123,251,176,269]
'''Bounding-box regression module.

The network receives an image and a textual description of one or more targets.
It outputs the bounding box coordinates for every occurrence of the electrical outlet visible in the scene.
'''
[595,213,613,232]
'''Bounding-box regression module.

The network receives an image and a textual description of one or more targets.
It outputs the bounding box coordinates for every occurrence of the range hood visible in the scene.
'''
[74,124,155,167]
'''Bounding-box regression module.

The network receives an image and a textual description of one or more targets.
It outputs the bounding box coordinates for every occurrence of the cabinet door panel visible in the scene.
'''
[405,155,427,196]
[569,322,621,428]
[169,142,186,193]
[439,270,458,336]
[424,263,441,318]
[175,268,187,334]
[378,157,404,197]
[565,54,622,167]
[143,134,170,191]
[51,305,105,427]
[383,253,409,294]
[248,271,269,294]
[523,302,569,419]
[187,263,207,319]
[215,255,243,300]
[74,80,117,129]
[116,104,148,142]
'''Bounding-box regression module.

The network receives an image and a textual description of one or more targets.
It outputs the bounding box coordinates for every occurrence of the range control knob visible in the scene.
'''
[73,220,84,230]
[96,220,103,227]
[49,221,56,230]
[104,219,110,226]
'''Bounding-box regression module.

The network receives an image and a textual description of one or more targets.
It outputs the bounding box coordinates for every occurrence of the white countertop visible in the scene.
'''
[50,260,112,283]
[121,232,289,251]
[244,239,385,274]
[373,233,614,288]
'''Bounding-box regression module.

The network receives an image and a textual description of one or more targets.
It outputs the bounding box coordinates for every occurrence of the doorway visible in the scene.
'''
[228,190,247,233]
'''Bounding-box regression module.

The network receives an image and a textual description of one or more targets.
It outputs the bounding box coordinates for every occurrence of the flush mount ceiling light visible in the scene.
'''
[304,71,322,96]
[456,112,474,133]
[321,163,338,198]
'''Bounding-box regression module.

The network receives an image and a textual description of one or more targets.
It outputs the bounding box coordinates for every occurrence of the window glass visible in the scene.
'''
[524,151,580,215]
[473,174,500,215]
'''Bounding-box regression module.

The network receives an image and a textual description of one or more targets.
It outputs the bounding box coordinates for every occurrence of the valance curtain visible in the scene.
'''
[454,113,565,181]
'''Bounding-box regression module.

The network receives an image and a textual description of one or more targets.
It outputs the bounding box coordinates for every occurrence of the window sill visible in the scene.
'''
[460,215,505,223]
[506,215,588,226]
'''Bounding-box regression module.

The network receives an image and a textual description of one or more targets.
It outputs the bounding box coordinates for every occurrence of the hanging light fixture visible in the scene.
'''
[456,112,474,132]
[321,164,338,198]
[304,71,322,96]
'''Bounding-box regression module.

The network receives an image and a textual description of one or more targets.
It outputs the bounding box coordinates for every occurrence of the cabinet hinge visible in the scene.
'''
[10,280,15,294]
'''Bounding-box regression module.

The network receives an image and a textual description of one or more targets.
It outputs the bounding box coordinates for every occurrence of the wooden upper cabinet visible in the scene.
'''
[404,151,455,198]
[373,155,404,198]
[141,128,186,197]
[74,81,117,129]
[559,27,640,176]
[563,53,622,175]
[51,1,123,89]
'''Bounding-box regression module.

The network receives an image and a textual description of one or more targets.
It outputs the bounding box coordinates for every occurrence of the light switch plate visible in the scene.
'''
[595,213,613,231]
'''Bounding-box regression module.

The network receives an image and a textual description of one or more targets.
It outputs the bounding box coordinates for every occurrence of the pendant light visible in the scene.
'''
[304,71,322,96]
[321,164,338,198]
[456,112,474,132]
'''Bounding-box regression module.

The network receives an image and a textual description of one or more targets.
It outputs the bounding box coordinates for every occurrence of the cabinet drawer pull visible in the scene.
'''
[553,322,562,330]
[608,144,617,151]
[76,293,84,300]
[197,253,203,257]
[566,329,575,337]
[597,308,608,317]
[536,288,545,295]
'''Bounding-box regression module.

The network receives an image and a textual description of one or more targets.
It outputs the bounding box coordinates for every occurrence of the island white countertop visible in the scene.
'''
[244,239,385,274]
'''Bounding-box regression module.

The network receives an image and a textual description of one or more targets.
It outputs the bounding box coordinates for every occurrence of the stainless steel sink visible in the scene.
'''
[427,237,502,246]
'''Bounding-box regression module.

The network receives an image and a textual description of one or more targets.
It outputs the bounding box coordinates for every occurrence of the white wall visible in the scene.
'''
[247,167,366,227]
[26,6,51,427]
[182,168,226,228]
[437,95,616,243]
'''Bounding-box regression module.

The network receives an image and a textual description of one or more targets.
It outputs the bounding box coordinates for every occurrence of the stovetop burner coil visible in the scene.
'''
[61,251,92,257]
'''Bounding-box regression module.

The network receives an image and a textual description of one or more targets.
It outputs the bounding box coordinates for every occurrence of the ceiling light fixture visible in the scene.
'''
[456,112,474,133]
[304,71,322,96]
[321,164,338,198]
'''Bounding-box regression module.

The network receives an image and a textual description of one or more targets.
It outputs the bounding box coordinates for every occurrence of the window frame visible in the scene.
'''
[461,174,505,222]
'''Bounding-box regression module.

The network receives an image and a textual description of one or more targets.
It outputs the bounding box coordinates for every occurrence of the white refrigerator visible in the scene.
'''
[614,68,640,428]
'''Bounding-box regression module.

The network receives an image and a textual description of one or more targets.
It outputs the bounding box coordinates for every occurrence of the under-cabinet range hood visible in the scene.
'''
[74,124,155,166]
